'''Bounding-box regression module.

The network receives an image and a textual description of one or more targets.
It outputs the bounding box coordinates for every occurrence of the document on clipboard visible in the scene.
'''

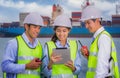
[53,48,70,64]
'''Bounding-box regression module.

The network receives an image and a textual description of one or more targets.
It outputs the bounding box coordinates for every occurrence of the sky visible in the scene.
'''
[0,0,120,23]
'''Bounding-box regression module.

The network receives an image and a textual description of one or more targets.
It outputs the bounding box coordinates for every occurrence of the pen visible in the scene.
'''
[41,55,46,61]
[78,40,83,47]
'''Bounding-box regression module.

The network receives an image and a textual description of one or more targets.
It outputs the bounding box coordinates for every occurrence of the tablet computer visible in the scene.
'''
[52,48,70,64]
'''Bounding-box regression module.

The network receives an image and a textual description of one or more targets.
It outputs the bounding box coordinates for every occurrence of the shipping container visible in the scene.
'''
[112,15,120,25]
[10,22,20,28]
[72,22,81,26]
[72,12,81,18]
[0,23,3,27]
[71,18,81,26]
[102,20,112,26]
[1,23,11,28]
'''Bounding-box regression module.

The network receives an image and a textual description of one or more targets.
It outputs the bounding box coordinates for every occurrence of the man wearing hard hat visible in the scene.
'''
[80,5,119,78]
[1,12,44,78]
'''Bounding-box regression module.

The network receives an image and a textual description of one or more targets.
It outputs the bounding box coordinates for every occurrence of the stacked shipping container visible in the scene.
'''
[112,15,120,26]
[71,12,81,26]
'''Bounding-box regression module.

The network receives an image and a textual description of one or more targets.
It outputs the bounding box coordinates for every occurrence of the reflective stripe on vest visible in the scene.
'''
[16,35,42,78]
[51,74,75,78]
[89,51,98,56]
[86,31,119,78]
[18,56,37,60]
[46,40,78,78]
[21,70,40,75]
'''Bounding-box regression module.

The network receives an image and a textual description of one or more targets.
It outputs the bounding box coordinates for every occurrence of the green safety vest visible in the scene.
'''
[3,72,6,78]
[17,35,42,78]
[86,31,119,78]
[46,40,78,78]
[3,35,43,78]
[3,36,42,78]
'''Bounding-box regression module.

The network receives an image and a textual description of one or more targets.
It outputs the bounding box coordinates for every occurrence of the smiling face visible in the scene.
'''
[25,24,41,42]
[84,18,101,33]
[55,26,70,42]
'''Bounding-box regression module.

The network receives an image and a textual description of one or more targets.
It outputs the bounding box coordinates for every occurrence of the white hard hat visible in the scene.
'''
[53,14,72,28]
[23,12,44,26]
[81,5,102,22]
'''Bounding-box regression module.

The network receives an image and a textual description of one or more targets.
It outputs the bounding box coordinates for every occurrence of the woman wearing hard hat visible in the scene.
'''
[42,14,81,78]
[1,12,44,78]
[80,5,119,78]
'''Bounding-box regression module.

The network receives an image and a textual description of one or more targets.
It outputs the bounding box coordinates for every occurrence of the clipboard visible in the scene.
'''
[52,48,70,64]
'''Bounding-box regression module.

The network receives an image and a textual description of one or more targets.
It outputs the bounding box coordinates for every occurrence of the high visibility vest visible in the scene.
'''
[86,31,119,78]
[3,36,43,78]
[3,72,6,78]
[46,40,78,78]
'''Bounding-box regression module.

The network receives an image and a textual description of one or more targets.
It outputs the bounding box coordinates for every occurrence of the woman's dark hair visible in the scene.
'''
[51,26,58,42]
[51,26,71,42]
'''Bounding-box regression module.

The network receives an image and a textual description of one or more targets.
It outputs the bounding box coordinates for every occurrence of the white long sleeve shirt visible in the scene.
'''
[93,27,113,78]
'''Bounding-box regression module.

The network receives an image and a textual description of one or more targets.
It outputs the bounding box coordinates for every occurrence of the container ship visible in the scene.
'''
[0,0,120,37]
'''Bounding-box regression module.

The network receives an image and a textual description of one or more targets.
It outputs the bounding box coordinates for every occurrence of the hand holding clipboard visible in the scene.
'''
[52,48,70,64]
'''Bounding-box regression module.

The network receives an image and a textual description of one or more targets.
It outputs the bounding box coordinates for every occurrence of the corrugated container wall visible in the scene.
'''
[71,12,81,26]
[1,23,11,28]
[72,12,81,18]
[10,22,20,28]
[112,15,120,26]
[102,20,112,26]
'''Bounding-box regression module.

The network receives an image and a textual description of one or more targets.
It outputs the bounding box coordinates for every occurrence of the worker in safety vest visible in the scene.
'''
[42,14,81,78]
[80,5,119,78]
[1,12,44,78]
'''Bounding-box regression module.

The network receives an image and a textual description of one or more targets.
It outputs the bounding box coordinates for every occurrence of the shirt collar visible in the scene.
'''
[22,32,38,48]
[55,39,70,48]
[93,27,105,38]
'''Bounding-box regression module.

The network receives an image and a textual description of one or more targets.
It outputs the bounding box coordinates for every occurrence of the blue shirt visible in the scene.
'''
[42,39,82,77]
[1,33,39,78]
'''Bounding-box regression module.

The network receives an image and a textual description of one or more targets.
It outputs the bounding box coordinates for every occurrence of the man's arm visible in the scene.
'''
[1,39,25,73]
